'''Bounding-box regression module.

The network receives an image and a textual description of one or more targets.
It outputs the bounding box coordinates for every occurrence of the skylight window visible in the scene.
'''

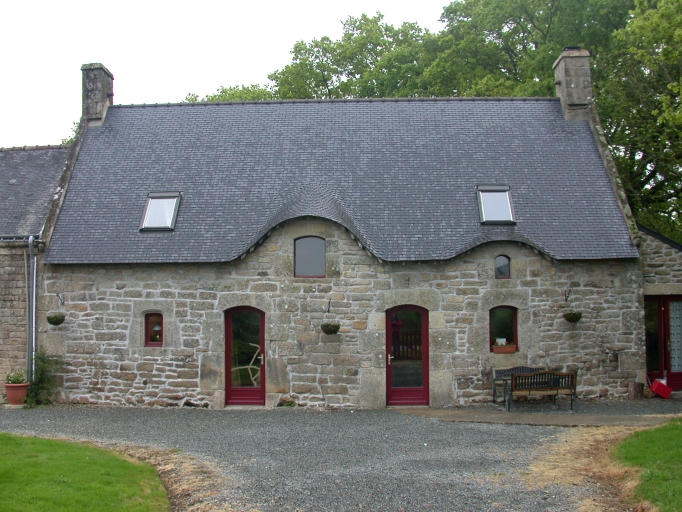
[141,192,181,230]
[477,186,514,223]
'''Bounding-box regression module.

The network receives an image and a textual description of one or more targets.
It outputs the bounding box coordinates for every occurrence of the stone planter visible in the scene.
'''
[4,382,29,405]
[492,345,516,354]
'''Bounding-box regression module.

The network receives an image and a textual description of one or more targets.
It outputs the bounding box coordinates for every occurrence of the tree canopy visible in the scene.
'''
[186,0,681,242]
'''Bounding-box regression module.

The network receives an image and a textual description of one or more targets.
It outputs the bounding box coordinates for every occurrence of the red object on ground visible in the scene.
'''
[650,379,672,399]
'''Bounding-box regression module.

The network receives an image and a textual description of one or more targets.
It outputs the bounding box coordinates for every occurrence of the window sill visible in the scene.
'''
[492,345,517,354]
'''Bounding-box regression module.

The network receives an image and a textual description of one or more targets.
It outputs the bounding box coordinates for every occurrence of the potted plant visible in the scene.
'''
[321,323,340,335]
[4,370,29,406]
[46,313,65,326]
[563,311,582,323]
[492,338,516,354]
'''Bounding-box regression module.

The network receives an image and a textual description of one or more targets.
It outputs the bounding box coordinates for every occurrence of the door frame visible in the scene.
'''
[645,296,682,390]
[225,306,266,405]
[386,304,429,406]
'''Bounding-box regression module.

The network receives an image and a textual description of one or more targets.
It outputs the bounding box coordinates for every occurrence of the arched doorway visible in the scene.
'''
[386,305,429,405]
[225,306,265,405]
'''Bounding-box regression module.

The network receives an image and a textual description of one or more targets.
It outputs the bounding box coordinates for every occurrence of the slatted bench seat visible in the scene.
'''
[505,371,577,411]
[491,366,545,403]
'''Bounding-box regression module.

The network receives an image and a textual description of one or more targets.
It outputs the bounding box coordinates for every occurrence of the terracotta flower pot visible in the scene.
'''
[4,382,30,405]
[492,345,517,354]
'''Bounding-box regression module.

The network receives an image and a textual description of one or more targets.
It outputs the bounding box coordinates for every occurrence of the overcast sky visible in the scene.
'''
[0,1,449,149]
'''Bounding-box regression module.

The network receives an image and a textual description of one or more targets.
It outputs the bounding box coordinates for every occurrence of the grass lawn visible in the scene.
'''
[615,418,682,512]
[0,433,169,512]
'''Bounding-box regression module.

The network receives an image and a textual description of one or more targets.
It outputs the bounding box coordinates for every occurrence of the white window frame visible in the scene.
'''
[140,192,181,230]
[477,185,515,224]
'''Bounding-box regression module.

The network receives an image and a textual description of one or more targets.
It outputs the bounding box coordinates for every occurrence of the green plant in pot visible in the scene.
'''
[563,311,582,323]
[321,323,340,335]
[46,313,65,326]
[4,370,29,406]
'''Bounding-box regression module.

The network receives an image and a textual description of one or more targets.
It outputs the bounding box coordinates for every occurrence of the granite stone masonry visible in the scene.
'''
[38,218,646,408]
[0,246,28,379]
[639,231,682,296]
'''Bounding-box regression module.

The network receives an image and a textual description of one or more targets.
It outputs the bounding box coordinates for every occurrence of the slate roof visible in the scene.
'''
[44,98,639,264]
[0,146,70,237]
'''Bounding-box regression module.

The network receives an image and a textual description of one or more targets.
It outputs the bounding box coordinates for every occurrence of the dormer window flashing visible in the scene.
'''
[477,185,515,224]
[140,192,181,230]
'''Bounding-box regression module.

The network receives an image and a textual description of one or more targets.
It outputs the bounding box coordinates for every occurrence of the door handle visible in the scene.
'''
[387,354,394,365]
[259,354,265,365]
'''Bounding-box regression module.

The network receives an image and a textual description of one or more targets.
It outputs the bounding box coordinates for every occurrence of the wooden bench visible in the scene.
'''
[492,366,545,403]
[505,371,577,411]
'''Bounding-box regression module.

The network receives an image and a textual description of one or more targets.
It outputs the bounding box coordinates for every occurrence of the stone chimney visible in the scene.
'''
[552,47,592,122]
[81,63,114,126]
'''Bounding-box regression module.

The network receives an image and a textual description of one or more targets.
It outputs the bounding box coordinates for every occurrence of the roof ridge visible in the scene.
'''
[110,96,560,109]
[0,144,71,152]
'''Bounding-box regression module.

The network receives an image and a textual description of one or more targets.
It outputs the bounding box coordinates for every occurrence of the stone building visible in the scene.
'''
[0,145,70,381]
[27,50,681,408]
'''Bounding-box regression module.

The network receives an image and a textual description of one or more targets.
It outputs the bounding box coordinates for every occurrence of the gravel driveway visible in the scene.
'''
[1,406,597,511]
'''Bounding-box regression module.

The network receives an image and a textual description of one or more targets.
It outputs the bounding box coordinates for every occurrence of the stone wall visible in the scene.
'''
[38,218,646,408]
[0,246,28,380]
[639,231,682,296]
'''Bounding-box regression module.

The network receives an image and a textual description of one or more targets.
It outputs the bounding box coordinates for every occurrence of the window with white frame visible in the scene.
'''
[141,192,181,230]
[477,186,514,223]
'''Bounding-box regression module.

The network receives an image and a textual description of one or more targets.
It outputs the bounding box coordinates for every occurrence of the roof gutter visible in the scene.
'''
[0,235,40,242]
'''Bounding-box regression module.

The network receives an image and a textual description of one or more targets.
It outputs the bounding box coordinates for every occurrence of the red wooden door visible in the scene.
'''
[645,297,682,390]
[386,305,429,405]
[225,307,265,405]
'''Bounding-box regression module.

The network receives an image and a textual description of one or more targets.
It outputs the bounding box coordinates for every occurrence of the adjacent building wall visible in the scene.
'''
[0,245,28,379]
[639,230,682,296]
[38,218,645,408]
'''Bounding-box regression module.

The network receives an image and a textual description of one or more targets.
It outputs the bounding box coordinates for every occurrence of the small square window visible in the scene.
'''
[141,192,181,230]
[477,186,514,223]
[145,313,163,347]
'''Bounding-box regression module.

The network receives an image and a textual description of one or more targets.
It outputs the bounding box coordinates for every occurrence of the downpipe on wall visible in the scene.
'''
[26,235,36,382]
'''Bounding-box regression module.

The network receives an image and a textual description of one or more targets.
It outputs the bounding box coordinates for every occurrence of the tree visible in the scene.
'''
[183,84,274,103]
[424,0,633,96]
[269,14,430,99]
[594,0,682,241]
[61,121,79,145]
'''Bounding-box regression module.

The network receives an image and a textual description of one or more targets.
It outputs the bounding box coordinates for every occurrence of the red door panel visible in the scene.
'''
[225,307,265,405]
[386,305,429,406]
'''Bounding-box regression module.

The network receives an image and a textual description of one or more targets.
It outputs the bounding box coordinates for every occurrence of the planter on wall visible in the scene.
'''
[46,313,65,326]
[4,383,30,405]
[563,311,582,323]
[321,323,340,335]
[492,345,516,354]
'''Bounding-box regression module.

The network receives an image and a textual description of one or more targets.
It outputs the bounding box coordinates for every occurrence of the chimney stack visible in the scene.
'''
[552,47,592,122]
[81,63,114,125]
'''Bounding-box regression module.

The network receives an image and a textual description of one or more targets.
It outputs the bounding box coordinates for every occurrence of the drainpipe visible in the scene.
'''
[27,235,36,382]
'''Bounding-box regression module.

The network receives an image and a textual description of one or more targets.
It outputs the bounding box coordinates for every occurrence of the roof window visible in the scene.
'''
[141,192,181,230]
[477,186,514,224]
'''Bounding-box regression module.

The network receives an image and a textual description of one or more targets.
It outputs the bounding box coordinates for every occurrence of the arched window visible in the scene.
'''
[145,313,163,347]
[294,237,326,277]
[489,306,517,351]
[494,255,511,279]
